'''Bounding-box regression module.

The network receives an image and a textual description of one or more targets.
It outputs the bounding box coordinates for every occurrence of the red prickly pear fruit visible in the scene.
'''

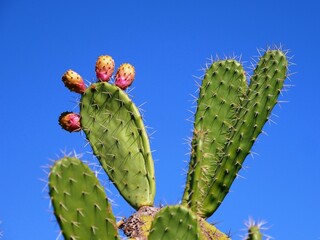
[58,112,81,132]
[115,63,135,90]
[95,55,115,82]
[62,70,86,94]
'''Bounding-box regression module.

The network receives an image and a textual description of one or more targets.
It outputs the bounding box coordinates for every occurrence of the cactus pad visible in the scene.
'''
[182,59,247,216]
[148,205,203,240]
[49,157,119,240]
[80,82,155,209]
[246,225,263,240]
[245,219,264,240]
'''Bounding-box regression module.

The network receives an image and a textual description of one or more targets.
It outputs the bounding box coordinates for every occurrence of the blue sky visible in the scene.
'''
[0,0,319,239]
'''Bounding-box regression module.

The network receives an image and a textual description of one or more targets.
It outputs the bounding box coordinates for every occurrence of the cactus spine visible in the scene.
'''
[49,47,288,239]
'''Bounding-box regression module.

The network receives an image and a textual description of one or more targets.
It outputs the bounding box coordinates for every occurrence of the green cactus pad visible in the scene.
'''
[148,205,204,240]
[246,225,263,240]
[183,50,288,218]
[182,59,247,216]
[49,157,119,240]
[80,82,155,209]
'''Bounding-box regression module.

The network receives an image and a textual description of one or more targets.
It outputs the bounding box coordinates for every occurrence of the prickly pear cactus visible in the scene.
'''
[49,157,120,239]
[49,47,288,239]
[182,50,287,218]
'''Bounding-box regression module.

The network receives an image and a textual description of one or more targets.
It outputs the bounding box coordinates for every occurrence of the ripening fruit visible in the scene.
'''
[59,112,81,132]
[95,55,115,82]
[62,70,86,94]
[115,63,135,90]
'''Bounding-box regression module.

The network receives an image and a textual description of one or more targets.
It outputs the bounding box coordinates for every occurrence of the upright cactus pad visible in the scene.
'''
[182,59,247,216]
[183,50,288,218]
[244,219,265,240]
[246,226,263,240]
[49,157,119,240]
[80,82,155,209]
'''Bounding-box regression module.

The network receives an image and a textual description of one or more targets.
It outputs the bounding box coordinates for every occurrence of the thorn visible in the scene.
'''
[126,86,135,95]
[236,173,246,180]
[192,75,203,81]
[249,150,260,158]
[267,117,277,125]
[55,231,63,240]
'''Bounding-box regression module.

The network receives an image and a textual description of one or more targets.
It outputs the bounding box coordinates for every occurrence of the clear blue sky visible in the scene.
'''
[0,1,319,239]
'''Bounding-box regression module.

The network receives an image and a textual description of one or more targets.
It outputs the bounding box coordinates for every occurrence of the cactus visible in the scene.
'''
[148,205,204,240]
[244,219,266,240]
[49,47,288,239]
[246,226,263,240]
[49,157,119,239]
[182,50,287,218]
[80,81,155,209]
[182,59,248,217]
[148,205,228,240]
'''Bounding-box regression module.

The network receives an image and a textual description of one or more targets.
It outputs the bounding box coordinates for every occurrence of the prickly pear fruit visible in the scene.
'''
[58,112,81,132]
[62,70,86,93]
[115,63,135,90]
[95,55,115,82]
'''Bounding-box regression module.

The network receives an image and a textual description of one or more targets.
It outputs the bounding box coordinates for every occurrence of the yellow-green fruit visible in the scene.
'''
[62,69,86,93]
